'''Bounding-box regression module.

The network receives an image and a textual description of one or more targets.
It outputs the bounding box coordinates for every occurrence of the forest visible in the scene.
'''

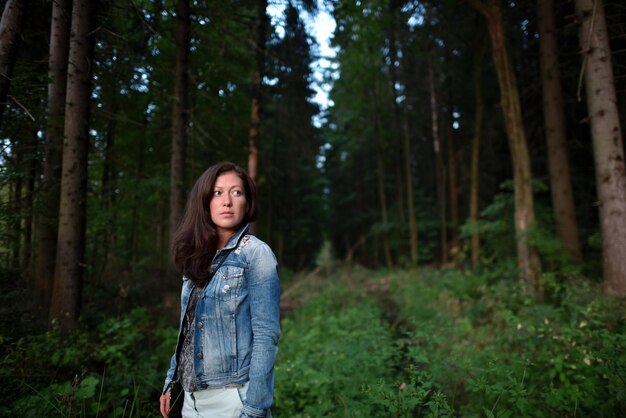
[1,0,625,416]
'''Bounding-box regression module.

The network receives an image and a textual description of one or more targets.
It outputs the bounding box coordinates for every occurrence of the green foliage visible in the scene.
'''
[389,268,626,417]
[363,369,454,418]
[1,308,176,417]
[274,284,399,417]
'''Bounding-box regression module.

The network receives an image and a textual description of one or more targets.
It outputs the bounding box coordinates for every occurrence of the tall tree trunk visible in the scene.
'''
[34,0,70,314]
[370,85,393,269]
[10,140,23,270]
[575,0,626,296]
[429,65,447,265]
[386,19,416,264]
[0,0,25,126]
[470,45,484,268]
[468,0,542,294]
[248,0,268,183]
[23,130,37,269]
[49,0,98,331]
[169,0,190,243]
[538,0,583,263]
[447,108,460,258]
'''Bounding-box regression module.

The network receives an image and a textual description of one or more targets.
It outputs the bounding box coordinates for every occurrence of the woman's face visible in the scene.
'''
[210,171,247,237]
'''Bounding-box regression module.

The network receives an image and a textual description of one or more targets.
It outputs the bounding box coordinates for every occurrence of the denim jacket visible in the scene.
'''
[163,224,281,417]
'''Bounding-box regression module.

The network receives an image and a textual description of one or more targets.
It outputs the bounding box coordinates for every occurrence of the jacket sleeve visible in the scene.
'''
[163,277,188,393]
[241,243,281,417]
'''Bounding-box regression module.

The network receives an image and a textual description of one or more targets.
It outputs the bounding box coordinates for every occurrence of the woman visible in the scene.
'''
[160,162,280,418]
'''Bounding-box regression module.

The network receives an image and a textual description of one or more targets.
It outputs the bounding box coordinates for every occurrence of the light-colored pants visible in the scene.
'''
[182,382,249,418]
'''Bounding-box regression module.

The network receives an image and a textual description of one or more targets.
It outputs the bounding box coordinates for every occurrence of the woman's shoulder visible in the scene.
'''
[235,234,276,261]
[235,233,270,252]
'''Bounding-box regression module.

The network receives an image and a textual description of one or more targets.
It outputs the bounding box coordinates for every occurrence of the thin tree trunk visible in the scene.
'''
[538,0,583,263]
[470,45,484,268]
[23,131,37,269]
[49,0,98,331]
[370,85,393,269]
[468,0,542,294]
[11,140,23,270]
[0,0,25,126]
[429,65,447,265]
[447,107,460,258]
[169,0,190,243]
[34,0,70,315]
[402,113,418,266]
[575,0,626,296]
[248,0,268,183]
[386,20,416,264]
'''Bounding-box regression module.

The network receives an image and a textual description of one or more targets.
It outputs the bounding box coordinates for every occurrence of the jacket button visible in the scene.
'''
[197,322,203,329]
[197,353,203,360]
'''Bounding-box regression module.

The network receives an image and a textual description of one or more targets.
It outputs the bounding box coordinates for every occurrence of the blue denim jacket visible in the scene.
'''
[163,224,281,417]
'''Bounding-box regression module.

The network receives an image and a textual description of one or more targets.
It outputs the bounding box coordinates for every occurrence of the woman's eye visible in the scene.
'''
[213,191,221,197]
[232,190,243,197]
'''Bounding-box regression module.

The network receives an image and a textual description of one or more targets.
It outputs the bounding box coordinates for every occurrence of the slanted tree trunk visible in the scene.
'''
[169,0,190,243]
[467,0,542,295]
[248,0,268,183]
[538,0,582,263]
[469,44,485,268]
[34,0,70,316]
[575,0,626,296]
[49,0,98,331]
[0,0,25,125]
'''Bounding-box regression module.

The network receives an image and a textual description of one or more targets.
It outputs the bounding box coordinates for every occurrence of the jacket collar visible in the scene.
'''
[220,224,250,251]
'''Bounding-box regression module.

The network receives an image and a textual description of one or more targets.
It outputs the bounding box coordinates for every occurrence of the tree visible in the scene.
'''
[0,0,26,125]
[575,0,626,296]
[248,0,268,184]
[385,5,417,265]
[466,0,542,294]
[34,0,71,315]
[262,3,323,269]
[469,42,485,268]
[429,64,447,265]
[50,0,99,331]
[537,0,582,263]
[169,0,190,244]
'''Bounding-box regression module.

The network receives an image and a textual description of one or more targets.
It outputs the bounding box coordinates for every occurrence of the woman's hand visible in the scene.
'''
[159,390,171,417]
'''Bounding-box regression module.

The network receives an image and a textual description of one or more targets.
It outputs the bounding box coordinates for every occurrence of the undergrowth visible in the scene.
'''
[2,266,624,417]
[1,308,176,417]
[390,268,626,417]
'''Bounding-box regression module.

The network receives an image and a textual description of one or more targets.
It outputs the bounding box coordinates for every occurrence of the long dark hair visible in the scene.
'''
[171,162,257,285]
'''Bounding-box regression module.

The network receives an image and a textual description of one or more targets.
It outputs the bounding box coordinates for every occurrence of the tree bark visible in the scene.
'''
[248,0,269,183]
[49,0,98,331]
[34,0,70,316]
[0,0,26,126]
[429,65,447,265]
[467,0,542,294]
[447,107,460,258]
[386,19,417,265]
[575,0,626,296]
[470,44,484,268]
[169,0,190,243]
[370,85,393,269]
[538,0,583,263]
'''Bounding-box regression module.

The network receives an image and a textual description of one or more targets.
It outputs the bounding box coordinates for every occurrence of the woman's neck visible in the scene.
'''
[217,230,234,249]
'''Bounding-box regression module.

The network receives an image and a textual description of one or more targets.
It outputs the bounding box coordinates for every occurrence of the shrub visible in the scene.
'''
[273,284,398,417]
[1,308,176,417]
[389,269,626,417]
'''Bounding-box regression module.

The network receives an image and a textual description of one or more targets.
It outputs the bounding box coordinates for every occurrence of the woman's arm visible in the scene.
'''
[241,243,281,417]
